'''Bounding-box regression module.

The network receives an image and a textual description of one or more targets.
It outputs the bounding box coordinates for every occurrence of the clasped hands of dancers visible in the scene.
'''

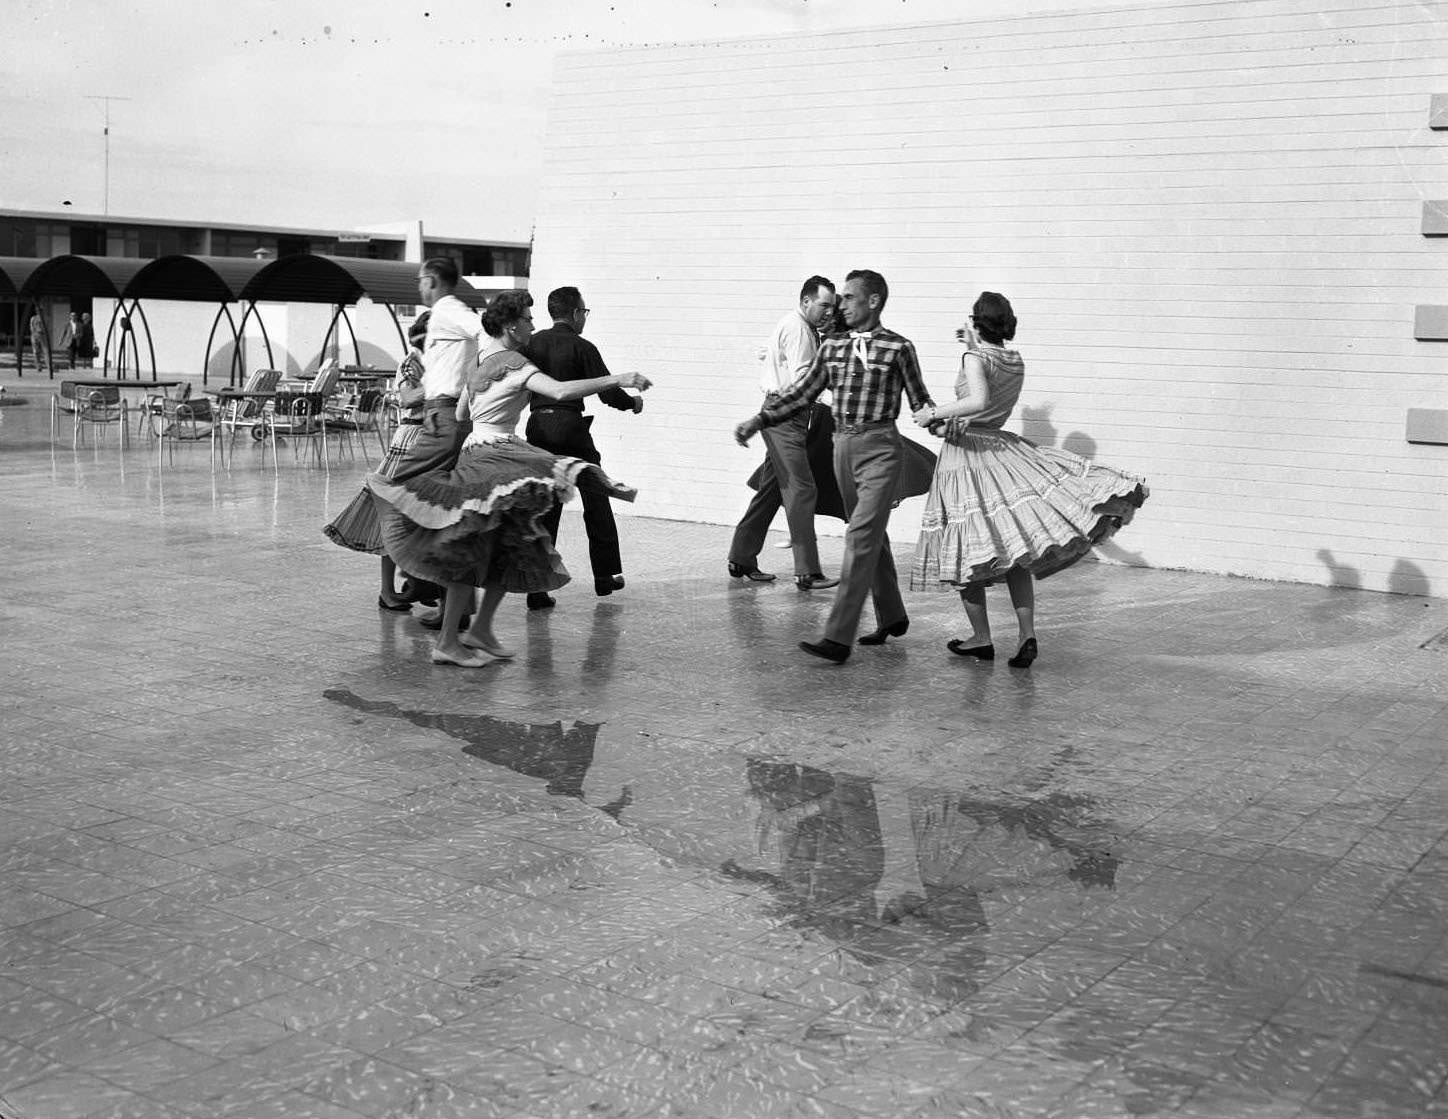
[331,259,1144,670]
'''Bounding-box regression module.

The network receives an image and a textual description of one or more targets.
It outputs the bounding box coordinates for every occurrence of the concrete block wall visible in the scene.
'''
[530,0,1448,596]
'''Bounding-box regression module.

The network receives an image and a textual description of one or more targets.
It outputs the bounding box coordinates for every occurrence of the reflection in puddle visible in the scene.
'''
[727,759,1118,1000]
[323,687,631,817]
[329,689,1119,1003]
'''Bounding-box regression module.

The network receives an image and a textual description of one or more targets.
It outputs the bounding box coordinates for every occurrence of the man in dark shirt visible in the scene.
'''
[523,286,644,609]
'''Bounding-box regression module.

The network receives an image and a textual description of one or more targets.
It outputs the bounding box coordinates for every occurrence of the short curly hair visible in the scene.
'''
[971,292,1016,345]
[480,290,534,338]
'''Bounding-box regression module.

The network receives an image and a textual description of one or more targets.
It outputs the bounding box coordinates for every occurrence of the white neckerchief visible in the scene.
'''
[849,330,873,368]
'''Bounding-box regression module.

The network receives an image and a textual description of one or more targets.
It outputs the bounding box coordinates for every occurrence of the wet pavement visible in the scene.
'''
[2,379,1448,1118]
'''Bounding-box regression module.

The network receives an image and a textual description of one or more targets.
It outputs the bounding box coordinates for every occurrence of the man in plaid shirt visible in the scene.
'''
[735,269,937,663]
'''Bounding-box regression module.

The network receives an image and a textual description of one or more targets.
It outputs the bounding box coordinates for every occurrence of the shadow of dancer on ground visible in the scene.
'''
[324,687,631,818]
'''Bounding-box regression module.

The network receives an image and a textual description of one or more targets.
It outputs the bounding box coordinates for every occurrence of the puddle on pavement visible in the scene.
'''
[326,688,1119,989]
[727,758,1118,999]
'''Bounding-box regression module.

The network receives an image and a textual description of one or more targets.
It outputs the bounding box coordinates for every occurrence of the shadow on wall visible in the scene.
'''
[303,340,399,375]
[204,341,304,383]
[1315,550,1430,597]
[1316,548,1362,590]
[1390,559,1430,597]
[1018,403,1148,568]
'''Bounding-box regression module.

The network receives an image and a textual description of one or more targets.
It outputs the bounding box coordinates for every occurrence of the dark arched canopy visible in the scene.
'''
[126,255,273,302]
[0,256,48,297]
[11,252,492,382]
[241,255,488,308]
[20,254,152,299]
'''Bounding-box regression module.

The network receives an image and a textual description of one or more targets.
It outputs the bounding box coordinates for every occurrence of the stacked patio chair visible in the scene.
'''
[214,368,282,468]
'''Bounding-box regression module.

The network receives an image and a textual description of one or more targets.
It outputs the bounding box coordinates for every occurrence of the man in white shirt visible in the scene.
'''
[727,276,840,590]
[397,257,476,467]
[383,257,481,628]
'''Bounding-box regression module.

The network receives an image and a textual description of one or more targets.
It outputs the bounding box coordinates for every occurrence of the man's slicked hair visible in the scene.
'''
[846,269,888,310]
[421,256,459,288]
[547,286,585,320]
[799,275,834,303]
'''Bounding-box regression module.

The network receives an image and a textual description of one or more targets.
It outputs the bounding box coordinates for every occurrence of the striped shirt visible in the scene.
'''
[759,326,933,428]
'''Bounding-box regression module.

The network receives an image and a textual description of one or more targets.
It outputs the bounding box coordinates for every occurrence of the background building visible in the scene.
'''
[528,0,1448,596]
[1,208,528,377]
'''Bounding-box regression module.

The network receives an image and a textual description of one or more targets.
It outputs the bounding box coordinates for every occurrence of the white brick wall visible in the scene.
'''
[531,0,1448,596]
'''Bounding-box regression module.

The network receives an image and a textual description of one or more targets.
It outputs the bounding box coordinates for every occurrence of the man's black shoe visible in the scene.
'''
[799,638,850,664]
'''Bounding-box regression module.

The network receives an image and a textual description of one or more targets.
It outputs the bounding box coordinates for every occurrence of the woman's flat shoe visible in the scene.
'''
[1008,638,1038,668]
[947,639,995,660]
[461,636,515,659]
[857,618,909,646]
[377,596,412,613]
[431,648,490,668]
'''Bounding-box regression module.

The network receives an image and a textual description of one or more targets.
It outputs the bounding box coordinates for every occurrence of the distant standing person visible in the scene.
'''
[75,314,95,369]
[59,313,80,369]
[28,312,49,369]
[909,292,1148,668]
[727,277,840,591]
[735,269,935,664]
[521,286,644,610]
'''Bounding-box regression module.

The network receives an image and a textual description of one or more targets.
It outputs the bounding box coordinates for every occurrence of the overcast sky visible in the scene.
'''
[3,0,1163,242]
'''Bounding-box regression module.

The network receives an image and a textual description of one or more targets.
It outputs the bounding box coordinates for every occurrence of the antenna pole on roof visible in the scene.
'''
[85,94,132,216]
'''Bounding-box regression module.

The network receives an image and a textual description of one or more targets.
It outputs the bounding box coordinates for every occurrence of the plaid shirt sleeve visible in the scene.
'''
[758,343,830,426]
[894,338,934,414]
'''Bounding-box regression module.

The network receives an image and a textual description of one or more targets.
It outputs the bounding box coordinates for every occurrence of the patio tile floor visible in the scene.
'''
[2,379,1447,1117]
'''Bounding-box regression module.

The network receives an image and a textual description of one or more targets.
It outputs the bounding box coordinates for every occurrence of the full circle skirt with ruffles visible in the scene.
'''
[323,421,423,555]
[365,436,635,593]
[909,427,1147,589]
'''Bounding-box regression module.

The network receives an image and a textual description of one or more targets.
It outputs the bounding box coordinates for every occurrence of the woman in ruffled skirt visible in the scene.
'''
[324,312,438,610]
[909,292,1147,668]
[366,291,652,668]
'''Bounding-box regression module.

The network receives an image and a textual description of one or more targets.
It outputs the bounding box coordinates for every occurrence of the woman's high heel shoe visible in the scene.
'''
[1008,638,1038,668]
[946,639,994,660]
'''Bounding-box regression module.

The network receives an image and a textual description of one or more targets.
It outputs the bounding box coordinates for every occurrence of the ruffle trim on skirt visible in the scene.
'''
[323,488,384,555]
[321,422,422,555]
[365,446,634,591]
[909,429,1148,589]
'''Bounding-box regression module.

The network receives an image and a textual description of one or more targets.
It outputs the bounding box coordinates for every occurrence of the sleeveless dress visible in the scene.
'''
[364,349,636,592]
[323,353,426,555]
[909,343,1147,589]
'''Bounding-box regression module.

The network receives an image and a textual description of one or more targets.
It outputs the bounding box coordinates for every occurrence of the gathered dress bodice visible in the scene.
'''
[961,342,1025,430]
[463,350,538,445]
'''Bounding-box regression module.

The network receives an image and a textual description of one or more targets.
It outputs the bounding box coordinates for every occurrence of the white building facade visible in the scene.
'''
[530,0,1448,597]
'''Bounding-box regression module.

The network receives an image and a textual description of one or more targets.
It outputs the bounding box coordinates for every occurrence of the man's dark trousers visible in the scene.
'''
[526,408,622,578]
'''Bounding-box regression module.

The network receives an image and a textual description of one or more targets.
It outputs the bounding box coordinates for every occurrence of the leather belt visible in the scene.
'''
[835,418,895,434]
